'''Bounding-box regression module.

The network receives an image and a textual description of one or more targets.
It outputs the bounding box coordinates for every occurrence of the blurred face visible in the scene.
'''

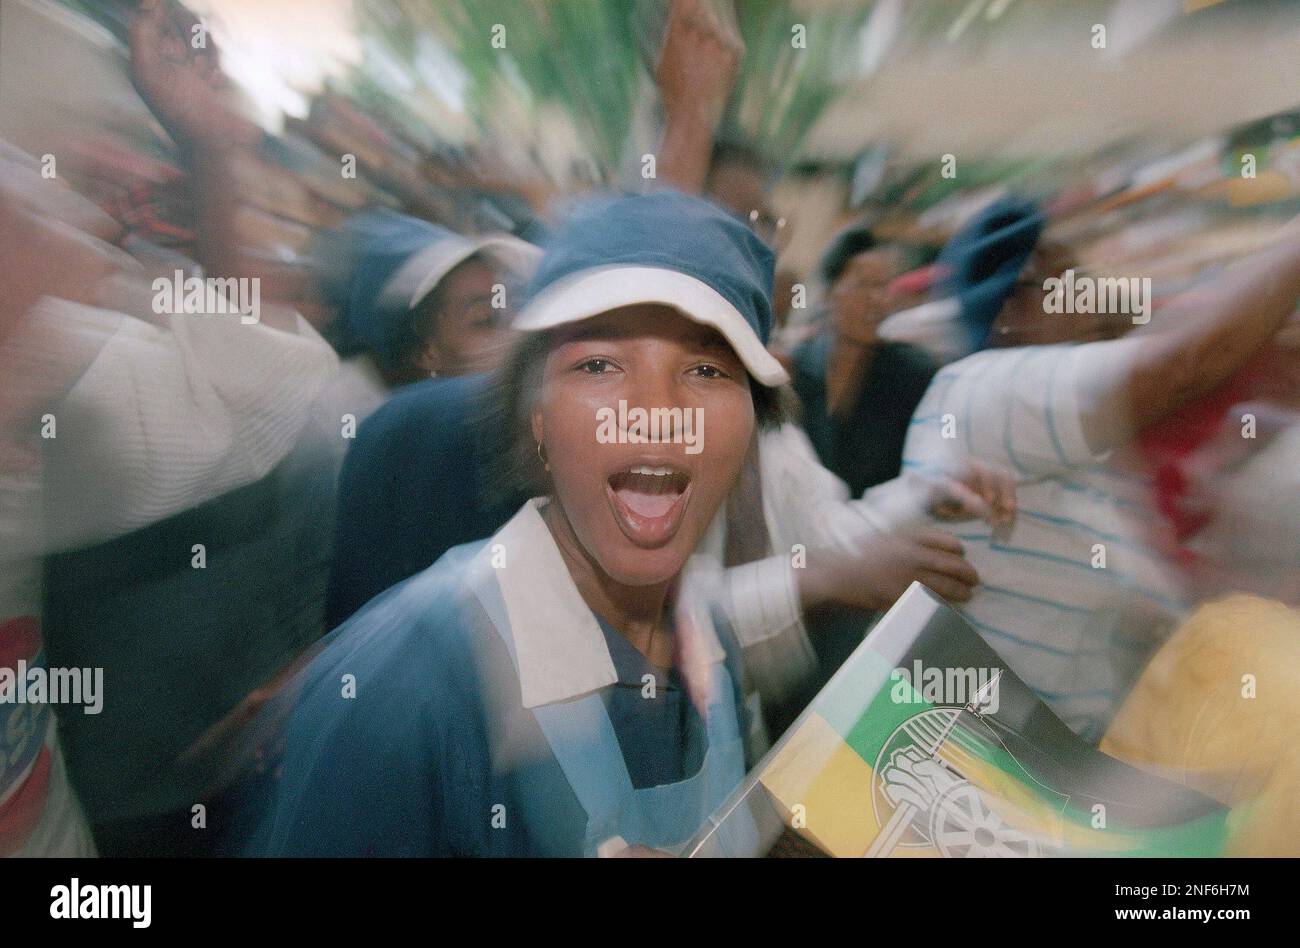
[828,248,898,344]
[830,249,896,313]
[707,162,768,221]
[989,241,1128,347]
[706,161,786,248]
[415,257,515,376]
[531,306,756,588]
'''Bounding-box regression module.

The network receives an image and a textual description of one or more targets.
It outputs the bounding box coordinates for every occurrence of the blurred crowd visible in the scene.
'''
[2,0,1299,858]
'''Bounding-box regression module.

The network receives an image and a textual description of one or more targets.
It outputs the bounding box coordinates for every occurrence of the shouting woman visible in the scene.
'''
[238,192,799,856]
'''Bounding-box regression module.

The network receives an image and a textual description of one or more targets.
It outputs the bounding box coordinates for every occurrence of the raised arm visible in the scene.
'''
[654,0,743,194]
[0,148,337,556]
[129,0,301,330]
[1090,218,1300,450]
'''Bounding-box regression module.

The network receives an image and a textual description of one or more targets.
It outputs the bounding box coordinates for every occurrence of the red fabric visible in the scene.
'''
[0,747,51,856]
[0,615,41,667]
[110,178,196,247]
[1,616,50,855]
[888,263,948,299]
[1136,349,1274,546]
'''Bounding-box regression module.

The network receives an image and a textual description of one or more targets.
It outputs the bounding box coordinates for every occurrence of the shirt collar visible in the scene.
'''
[489,498,725,709]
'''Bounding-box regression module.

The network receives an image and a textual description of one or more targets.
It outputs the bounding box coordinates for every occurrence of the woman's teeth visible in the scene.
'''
[608,468,688,519]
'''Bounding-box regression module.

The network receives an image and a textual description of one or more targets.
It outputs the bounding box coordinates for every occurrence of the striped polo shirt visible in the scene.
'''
[901,338,1189,742]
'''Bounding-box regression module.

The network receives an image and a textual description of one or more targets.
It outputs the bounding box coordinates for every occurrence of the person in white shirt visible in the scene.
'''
[0,151,338,857]
[894,197,1300,741]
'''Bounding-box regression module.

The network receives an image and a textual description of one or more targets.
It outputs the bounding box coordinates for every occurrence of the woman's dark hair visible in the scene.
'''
[819,224,878,287]
[481,329,785,504]
[706,140,777,185]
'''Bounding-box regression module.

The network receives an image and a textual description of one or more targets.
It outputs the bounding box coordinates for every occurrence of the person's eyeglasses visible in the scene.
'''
[747,209,788,248]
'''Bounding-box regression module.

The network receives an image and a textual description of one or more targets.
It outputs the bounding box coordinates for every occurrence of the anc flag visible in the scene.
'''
[693,583,1231,857]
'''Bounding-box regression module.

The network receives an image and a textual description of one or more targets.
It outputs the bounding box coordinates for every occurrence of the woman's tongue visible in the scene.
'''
[612,472,680,520]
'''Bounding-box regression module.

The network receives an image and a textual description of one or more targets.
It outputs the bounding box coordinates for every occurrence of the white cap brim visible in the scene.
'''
[514,265,789,387]
[384,234,542,312]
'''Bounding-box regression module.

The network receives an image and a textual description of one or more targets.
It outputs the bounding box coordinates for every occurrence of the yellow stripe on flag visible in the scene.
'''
[758,712,895,857]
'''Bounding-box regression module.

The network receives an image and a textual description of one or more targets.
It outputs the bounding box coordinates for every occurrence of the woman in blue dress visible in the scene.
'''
[238,191,791,856]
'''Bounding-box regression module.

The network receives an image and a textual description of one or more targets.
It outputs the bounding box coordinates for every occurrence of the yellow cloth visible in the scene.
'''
[1101,595,1300,856]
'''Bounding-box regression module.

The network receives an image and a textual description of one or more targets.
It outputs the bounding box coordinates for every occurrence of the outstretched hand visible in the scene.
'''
[800,526,981,612]
[129,0,260,151]
[926,459,1017,527]
[656,0,744,130]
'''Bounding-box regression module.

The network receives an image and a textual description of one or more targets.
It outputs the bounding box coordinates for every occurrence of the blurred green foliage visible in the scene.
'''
[356,0,875,173]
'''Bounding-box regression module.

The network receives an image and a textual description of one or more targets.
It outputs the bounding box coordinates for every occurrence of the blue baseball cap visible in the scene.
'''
[940,196,1045,352]
[515,191,789,386]
[323,208,539,372]
[876,197,1044,362]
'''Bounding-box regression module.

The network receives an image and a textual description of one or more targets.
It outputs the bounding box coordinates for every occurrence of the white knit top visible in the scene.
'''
[0,292,338,856]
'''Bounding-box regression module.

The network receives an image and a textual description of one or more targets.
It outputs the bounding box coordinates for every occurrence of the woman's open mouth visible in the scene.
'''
[605,463,693,548]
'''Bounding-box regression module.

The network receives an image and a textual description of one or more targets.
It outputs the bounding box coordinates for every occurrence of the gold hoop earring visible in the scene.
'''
[536,441,549,471]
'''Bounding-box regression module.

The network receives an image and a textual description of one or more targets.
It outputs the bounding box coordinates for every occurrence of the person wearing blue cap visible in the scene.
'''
[899,197,1300,742]
[232,190,793,856]
[233,189,1021,856]
[315,208,540,423]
